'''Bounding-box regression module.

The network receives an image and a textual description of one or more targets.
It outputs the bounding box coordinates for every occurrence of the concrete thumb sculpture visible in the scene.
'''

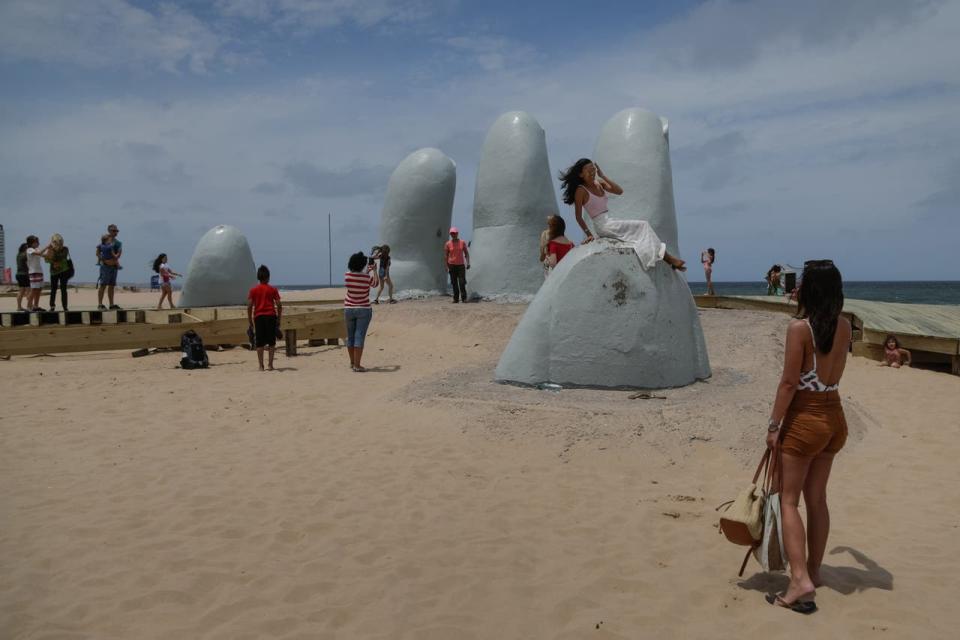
[470,111,559,298]
[179,225,257,308]
[495,239,711,389]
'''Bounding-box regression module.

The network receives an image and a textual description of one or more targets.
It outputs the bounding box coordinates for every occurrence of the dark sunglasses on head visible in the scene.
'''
[804,259,834,268]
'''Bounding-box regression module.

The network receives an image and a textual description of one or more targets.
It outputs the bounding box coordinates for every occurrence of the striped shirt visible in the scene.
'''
[344,270,378,307]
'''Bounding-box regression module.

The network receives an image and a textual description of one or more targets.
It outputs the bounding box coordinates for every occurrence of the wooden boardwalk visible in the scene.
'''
[695,295,960,374]
[0,306,345,357]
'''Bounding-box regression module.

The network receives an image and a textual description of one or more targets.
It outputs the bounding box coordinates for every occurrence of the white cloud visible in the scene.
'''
[215,0,452,32]
[1,0,959,283]
[0,0,228,73]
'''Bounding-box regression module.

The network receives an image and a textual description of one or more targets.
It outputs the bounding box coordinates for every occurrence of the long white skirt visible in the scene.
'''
[592,213,666,269]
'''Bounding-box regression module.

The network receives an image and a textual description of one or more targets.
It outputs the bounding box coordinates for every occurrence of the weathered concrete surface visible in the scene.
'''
[470,111,559,298]
[495,239,711,389]
[179,225,257,308]
[593,108,680,257]
[379,148,456,293]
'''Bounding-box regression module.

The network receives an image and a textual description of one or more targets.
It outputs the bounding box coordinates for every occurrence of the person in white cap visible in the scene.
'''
[444,227,470,303]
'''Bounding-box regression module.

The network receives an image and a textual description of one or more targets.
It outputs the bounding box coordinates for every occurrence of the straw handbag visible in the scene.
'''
[716,450,773,576]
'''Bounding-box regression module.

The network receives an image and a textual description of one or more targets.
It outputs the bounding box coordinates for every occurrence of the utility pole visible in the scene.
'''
[327,213,332,287]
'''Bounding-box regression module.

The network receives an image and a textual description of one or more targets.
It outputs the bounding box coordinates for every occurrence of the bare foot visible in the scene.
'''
[665,255,687,271]
[267,366,275,371]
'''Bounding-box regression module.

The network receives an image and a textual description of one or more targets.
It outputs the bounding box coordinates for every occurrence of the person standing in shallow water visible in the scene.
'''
[559,158,686,271]
[763,259,851,614]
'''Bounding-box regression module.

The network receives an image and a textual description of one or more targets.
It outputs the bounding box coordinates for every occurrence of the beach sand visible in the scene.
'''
[2,290,959,638]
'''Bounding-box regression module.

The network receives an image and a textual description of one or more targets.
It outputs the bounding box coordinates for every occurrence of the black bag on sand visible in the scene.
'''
[180,330,209,369]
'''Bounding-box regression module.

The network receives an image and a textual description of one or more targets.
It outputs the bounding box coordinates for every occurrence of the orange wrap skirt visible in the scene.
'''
[780,390,847,458]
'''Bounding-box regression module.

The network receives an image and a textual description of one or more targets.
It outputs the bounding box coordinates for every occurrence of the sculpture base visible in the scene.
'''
[494,240,711,389]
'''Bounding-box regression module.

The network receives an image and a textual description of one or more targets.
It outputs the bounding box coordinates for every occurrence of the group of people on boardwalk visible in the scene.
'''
[15,224,126,312]
[13,222,191,313]
[15,234,73,312]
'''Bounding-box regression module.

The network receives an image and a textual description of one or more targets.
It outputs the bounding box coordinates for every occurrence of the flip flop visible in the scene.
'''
[765,593,817,614]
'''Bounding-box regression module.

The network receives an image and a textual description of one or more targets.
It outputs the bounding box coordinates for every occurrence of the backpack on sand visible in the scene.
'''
[180,330,209,369]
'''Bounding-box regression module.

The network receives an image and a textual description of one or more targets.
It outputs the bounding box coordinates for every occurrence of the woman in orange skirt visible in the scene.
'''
[764,260,850,614]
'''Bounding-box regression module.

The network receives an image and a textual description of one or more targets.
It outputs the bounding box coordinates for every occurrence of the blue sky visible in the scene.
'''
[1,0,958,285]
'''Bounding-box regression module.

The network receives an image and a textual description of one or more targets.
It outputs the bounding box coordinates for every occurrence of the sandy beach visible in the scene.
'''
[2,290,959,639]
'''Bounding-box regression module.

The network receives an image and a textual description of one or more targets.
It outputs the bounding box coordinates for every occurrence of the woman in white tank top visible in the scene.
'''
[558,158,686,271]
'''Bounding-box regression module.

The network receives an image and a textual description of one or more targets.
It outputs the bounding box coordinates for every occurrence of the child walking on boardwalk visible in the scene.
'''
[152,254,182,309]
[247,265,282,371]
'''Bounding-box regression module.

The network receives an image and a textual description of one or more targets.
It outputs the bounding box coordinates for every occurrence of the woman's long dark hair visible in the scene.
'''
[558,158,593,205]
[152,253,166,273]
[797,260,844,354]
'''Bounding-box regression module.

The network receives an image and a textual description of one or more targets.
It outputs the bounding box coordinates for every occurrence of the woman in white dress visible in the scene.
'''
[560,158,686,271]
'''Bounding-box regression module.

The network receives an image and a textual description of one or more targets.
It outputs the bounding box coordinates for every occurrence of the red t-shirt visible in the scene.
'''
[248,283,280,317]
[445,239,467,265]
[548,240,574,263]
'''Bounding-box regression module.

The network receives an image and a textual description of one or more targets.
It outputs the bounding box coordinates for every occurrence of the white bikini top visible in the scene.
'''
[797,320,839,392]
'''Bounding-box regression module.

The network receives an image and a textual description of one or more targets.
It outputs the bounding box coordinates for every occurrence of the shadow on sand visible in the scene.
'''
[737,546,893,595]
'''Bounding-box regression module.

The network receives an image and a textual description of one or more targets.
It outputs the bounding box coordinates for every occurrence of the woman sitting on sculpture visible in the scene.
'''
[559,158,686,271]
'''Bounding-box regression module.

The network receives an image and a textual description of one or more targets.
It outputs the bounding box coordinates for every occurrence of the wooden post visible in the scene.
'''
[952,354,960,376]
[285,329,298,356]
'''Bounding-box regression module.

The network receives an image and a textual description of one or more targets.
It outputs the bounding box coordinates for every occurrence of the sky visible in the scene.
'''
[1,0,958,285]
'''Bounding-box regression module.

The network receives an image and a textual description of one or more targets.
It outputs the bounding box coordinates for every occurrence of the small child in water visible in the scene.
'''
[882,335,911,368]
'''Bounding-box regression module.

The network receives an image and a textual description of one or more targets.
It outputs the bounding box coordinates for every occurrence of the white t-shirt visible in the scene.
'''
[26,247,43,274]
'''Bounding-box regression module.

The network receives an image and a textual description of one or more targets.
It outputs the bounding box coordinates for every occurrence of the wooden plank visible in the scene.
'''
[852,342,884,361]
[0,309,344,356]
[861,328,958,355]
[297,321,347,341]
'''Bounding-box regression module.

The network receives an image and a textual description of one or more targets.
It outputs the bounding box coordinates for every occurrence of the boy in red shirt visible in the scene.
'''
[247,264,282,371]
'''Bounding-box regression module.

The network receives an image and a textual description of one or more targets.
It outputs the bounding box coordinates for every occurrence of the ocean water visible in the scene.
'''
[686,281,960,306]
[277,281,960,305]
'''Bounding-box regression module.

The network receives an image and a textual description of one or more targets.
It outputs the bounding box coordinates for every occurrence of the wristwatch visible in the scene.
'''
[767,419,781,433]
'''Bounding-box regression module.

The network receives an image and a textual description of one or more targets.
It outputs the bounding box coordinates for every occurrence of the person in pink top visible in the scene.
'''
[444,227,470,303]
[559,158,686,271]
[152,253,182,309]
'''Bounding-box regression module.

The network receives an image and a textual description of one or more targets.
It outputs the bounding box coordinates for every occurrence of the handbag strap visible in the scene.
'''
[762,447,784,494]
[738,545,757,577]
[751,449,770,485]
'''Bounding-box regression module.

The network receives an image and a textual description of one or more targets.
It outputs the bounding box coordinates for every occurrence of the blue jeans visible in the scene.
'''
[344,307,373,348]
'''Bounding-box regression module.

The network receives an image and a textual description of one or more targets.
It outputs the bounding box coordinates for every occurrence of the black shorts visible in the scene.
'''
[254,315,278,347]
[16,274,29,288]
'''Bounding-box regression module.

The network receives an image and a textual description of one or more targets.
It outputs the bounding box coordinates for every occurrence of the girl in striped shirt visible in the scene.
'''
[344,252,380,372]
